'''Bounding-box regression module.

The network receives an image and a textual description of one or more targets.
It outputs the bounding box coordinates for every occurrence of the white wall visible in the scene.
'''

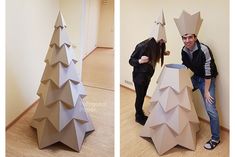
[83,0,101,57]
[59,0,83,80]
[6,0,60,125]
[59,0,101,79]
[120,0,229,129]
[97,0,114,48]
[59,0,82,51]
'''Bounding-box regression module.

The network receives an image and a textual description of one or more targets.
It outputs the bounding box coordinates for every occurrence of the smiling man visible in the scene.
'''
[174,11,220,150]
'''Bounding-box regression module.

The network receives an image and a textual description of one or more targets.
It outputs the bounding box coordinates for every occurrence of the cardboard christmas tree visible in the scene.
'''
[31,12,94,152]
[140,64,200,155]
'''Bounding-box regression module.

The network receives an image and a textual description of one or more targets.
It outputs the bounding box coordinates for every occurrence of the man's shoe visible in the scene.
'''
[204,139,220,150]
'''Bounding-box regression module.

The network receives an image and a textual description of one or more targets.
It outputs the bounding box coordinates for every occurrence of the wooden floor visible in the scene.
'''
[120,86,229,157]
[82,48,114,91]
[6,48,114,157]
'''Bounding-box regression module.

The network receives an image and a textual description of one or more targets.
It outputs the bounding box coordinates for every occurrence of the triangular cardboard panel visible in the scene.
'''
[148,86,161,113]
[157,64,193,92]
[33,98,89,132]
[140,64,199,155]
[31,119,94,152]
[147,102,190,135]
[150,86,161,104]
[151,87,193,112]
[37,80,85,108]
[186,102,200,124]
[150,10,167,42]
[157,87,178,112]
[152,24,167,43]
[151,124,177,155]
[41,62,80,88]
[45,45,78,66]
[177,87,192,111]
[176,123,197,150]
[155,10,165,25]
[54,11,67,28]
[50,27,71,47]
[146,102,166,128]
[141,123,199,155]
[76,82,87,98]
[60,119,85,152]
[165,106,189,134]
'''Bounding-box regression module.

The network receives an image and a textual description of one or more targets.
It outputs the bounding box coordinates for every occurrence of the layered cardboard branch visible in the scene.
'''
[41,62,80,88]
[45,45,77,66]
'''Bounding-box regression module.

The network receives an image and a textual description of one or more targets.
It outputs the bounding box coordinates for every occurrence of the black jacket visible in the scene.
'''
[181,40,218,79]
[129,38,164,84]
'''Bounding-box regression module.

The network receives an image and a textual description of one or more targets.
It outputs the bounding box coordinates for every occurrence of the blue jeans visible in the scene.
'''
[191,75,220,141]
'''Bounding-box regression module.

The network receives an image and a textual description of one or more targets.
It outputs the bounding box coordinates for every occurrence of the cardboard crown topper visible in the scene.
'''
[174,10,203,36]
[150,10,167,43]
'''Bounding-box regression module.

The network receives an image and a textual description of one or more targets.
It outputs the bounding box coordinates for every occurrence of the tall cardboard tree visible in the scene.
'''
[31,12,94,152]
[140,64,200,155]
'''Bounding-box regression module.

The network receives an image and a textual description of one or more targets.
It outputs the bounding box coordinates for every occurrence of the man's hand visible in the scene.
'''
[139,56,149,64]
[204,90,214,104]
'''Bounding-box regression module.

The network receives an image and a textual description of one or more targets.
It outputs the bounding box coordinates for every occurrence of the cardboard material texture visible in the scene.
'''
[45,44,77,66]
[155,10,165,25]
[54,11,67,28]
[50,27,71,47]
[157,64,193,93]
[37,80,86,108]
[150,10,167,43]
[31,118,94,152]
[33,97,89,132]
[150,87,193,112]
[41,62,80,88]
[31,12,94,152]
[174,10,203,36]
[140,64,200,155]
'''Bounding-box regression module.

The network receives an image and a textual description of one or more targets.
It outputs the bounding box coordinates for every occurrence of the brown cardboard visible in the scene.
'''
[37,80,82,108]
[31,11,94,152]
[54,11,67,28]
[33,97,89,131]
[150,10,167,42]
[31,118,94,152]
[140,64,200,155]
[174,10,203,36]
[150,87,193,112]
[50,27,71,47]
[155,10,165,25]
[148,123,198,155]
[152,24,167,43]
[45,44,78,66]
[157,64,193,93]
[41,62,80,88]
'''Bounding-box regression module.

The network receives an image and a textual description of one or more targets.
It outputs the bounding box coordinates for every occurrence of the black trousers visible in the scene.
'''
[133,81,150,115]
